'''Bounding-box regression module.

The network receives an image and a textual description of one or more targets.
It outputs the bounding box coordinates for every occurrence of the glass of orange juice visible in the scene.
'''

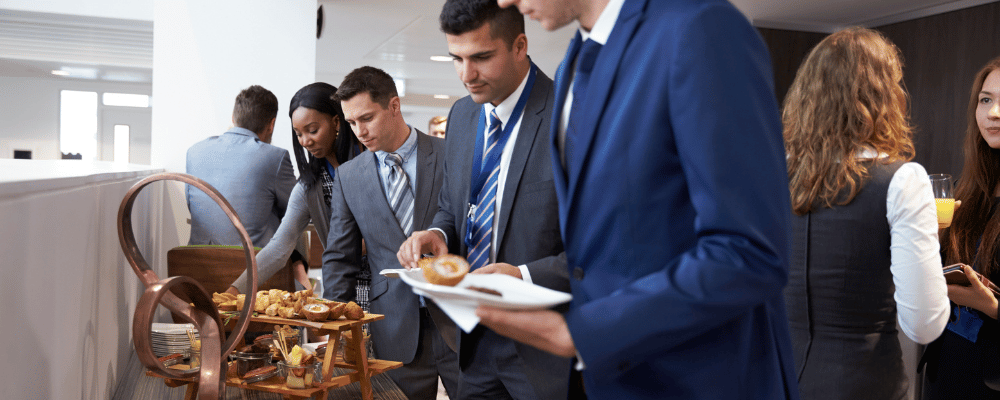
[929,174,955,229]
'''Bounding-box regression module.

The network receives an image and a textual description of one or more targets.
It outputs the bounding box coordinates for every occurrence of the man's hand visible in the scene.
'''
[471,262,522,279]
[948,264,999,319]
[476,306,576,358]
[398,230,448,270]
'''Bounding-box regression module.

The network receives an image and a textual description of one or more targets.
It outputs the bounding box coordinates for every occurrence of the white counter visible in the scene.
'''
[0,159,165,399]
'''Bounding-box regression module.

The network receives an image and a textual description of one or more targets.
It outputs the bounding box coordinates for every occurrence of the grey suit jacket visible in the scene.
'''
[186,127,296,247]
[322,130,453,365]
[431,69,572,399]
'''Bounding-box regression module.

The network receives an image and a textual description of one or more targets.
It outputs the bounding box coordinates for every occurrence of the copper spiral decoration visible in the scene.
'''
[117,172,259,400]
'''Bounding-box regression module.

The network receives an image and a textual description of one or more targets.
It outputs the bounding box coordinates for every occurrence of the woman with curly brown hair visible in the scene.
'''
[782,27,949,400]
[922,56,1000,399]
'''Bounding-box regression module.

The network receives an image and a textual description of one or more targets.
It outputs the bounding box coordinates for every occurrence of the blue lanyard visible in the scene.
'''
[464,64,537,248]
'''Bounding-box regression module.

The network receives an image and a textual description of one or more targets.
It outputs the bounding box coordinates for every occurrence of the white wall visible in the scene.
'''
[0,160,162,400]
[150,0,316,264]
[0,76,151,160]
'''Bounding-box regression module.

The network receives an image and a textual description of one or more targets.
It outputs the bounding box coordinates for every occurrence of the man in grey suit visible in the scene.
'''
[186,85,296,247]
[397,2,571,399]
[322,66,459,400]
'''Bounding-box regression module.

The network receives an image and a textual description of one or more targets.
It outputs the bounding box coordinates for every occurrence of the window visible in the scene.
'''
[103,93,150,107]
[59,90,98,160]
[113,125,130,163]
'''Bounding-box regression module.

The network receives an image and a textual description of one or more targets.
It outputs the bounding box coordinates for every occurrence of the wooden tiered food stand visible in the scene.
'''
[147,314,402,400]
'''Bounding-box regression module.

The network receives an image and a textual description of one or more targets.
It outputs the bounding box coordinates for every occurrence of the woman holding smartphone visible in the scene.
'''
[922,56,1000,399]
[783,27,950,399]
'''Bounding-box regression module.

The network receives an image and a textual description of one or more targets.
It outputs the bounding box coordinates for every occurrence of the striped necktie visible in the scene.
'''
[385,153,414,236]
[468,110,502,270]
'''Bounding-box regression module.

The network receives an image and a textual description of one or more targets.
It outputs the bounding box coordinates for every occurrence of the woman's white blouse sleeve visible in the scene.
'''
[886,162,950,344]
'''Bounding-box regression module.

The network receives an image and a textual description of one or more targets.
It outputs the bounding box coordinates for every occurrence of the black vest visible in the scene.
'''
[785,160,907,400]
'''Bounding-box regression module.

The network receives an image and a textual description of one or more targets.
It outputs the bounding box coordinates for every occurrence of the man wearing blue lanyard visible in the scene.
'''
[397,1,571,399]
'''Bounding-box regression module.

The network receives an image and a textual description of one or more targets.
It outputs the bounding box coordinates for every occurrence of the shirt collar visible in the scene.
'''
[376,125,418,164]
[227,126,260,140]
[579,0,626,45]
[483,69,531,129]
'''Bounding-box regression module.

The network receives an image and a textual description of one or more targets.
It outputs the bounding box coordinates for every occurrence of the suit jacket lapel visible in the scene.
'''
[358,151,405,237]
[413,131,436,231]
[496,70,550,255]
[565,0,644,209]
[550,33,580,214]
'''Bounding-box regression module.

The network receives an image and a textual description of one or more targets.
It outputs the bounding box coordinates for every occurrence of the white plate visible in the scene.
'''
[396,269,572,310]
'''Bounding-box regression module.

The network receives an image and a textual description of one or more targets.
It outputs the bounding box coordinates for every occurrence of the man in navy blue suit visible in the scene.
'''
[481,0,800,398]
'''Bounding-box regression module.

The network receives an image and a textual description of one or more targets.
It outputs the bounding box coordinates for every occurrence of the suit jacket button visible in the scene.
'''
[573,267,585,280]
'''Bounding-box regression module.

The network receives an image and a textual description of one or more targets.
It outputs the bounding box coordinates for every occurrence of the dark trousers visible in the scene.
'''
[458,328,539,400]
[385,307,459,400]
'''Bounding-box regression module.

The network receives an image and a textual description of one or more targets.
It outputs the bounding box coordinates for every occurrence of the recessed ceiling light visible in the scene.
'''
[51,70,70,76]
[430,56,452,62]
[434,95,450,99]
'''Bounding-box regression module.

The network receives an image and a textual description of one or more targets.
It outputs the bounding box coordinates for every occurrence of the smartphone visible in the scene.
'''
[943,263,1000,297]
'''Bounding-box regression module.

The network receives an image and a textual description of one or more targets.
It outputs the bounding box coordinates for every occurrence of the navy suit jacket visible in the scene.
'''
[552,0,799,398]
[186,127,295,247]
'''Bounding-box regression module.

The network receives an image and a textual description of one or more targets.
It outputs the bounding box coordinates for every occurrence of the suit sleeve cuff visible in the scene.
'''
[575,351,586,370]
[518,264,532,284]
[428,227,448,246]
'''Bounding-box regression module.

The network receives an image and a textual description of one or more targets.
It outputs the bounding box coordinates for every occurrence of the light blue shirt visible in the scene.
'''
[374,125,418,207]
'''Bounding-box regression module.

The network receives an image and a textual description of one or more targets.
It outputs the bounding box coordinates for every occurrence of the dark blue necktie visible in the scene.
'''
[468,110,503,270]
[564,38,602,168]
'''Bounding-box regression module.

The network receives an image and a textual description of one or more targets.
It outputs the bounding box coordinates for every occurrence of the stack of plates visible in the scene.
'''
[150,323,200,357]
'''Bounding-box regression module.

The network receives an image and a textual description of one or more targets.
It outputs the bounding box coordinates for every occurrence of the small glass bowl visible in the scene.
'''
[277,359,319,389]
[229,351,271,377]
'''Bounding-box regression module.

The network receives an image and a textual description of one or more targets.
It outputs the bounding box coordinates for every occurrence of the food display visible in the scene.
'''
[210,288,367,322]
[342,330,371,364]
[275,344,319,389]
[420,254,470,286]
[230,341,271,377]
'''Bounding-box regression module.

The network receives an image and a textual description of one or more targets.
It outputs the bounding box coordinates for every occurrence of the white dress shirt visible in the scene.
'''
[872,153,950,343]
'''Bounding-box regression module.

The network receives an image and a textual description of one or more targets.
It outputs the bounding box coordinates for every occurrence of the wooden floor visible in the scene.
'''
[111,350,409,400]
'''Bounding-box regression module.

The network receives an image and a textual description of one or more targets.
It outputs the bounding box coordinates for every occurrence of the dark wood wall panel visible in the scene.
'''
[757,28,828,106]
[877,1,1000,178]
[758,2,1000,179]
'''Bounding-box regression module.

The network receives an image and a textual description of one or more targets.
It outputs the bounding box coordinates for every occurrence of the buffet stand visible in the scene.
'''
[147,314,402,400]
[118,173,401,400]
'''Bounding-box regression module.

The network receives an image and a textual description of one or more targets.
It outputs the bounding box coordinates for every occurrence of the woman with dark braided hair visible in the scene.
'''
[226,82,362,298]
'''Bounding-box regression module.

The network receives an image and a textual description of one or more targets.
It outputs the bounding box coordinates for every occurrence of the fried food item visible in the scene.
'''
[235,294,246,311]
[302,303,330,322]
[218,300,237,312]
[243,365,276,380]
[344,301,364,320]
[421,254,470,286]
[254,291,270,313]
[278,306,297,319]
[328,302,347,320]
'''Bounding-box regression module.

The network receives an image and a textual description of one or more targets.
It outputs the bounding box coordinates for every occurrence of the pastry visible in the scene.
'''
[421,254,470,286]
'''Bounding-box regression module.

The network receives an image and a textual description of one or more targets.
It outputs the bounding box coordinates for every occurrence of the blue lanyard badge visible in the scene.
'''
[463,63,537,249]
[946,304,984,343]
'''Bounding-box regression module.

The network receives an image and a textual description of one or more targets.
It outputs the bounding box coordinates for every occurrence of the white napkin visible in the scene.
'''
[413,288,480,333]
